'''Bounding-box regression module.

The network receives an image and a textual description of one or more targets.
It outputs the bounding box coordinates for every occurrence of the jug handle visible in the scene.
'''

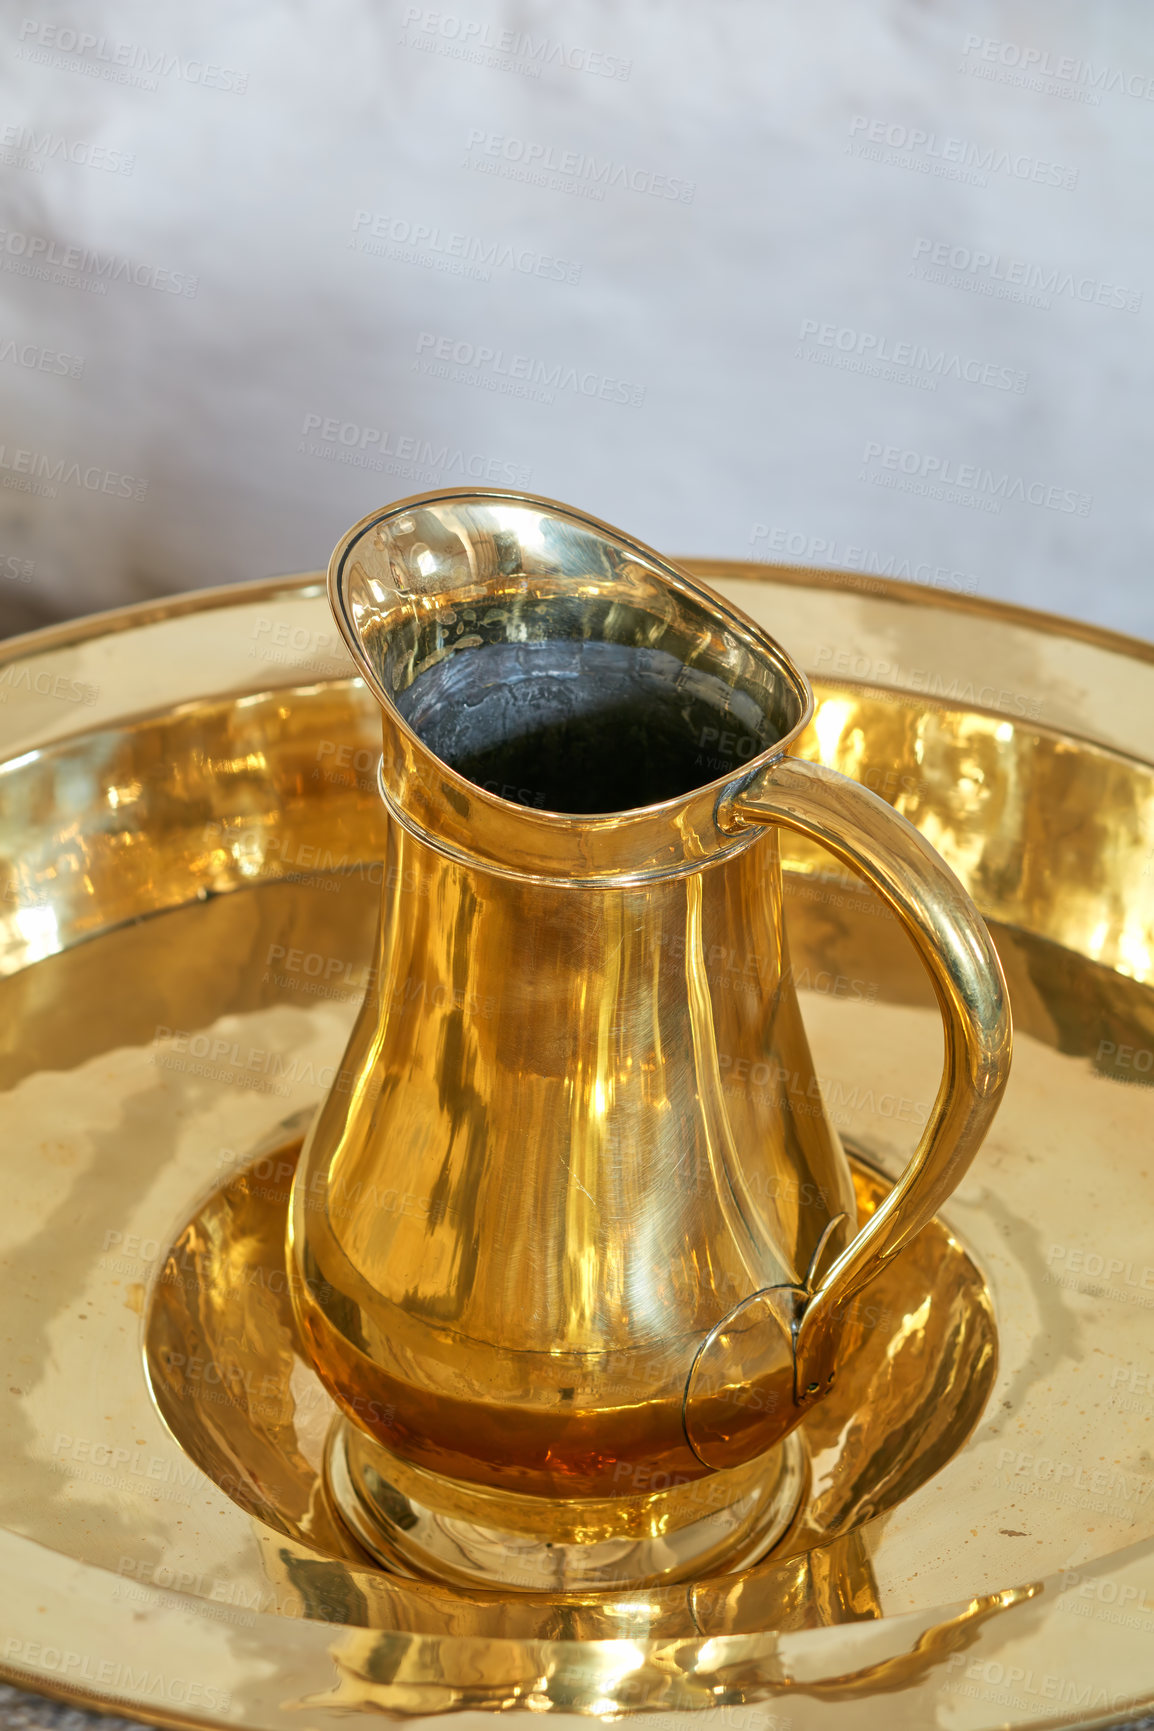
[716,753,1012,1403]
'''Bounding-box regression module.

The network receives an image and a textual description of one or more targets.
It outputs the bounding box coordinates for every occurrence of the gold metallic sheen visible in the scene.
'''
[144,1137,996,1610]
[724,752,1012,1410]
[0,549,1151,1727]
[286,492,1010,1575]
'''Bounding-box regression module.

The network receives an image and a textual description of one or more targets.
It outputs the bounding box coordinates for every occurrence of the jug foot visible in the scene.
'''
[324,1415,809,1592]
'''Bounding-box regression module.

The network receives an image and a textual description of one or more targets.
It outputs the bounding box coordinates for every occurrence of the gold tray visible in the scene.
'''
[1,562,1152,1730]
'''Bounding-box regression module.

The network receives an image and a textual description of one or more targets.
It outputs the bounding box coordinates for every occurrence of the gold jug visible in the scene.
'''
[287,490,1011,1592]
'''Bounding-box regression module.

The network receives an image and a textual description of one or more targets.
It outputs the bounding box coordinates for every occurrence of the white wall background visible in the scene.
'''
[1,0,1152,640]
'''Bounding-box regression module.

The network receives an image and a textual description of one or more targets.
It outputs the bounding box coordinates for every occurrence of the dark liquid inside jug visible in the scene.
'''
[396,640,777,814]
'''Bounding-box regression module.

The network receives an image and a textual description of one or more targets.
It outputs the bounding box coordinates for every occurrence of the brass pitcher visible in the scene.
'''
[288,491,1011,1591]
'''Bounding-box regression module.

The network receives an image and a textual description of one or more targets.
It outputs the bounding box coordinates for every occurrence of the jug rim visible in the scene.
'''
[328,488,815,883]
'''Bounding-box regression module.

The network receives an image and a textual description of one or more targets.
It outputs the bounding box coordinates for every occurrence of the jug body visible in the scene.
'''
[290,803,856,1502]
[286,489,1011,1589]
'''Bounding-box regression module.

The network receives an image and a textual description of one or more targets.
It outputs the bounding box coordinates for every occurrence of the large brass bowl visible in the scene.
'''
[0,560,1152,1729]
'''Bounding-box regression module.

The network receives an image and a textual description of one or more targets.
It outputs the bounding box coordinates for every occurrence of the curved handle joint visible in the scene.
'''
[722,754,1012,1399]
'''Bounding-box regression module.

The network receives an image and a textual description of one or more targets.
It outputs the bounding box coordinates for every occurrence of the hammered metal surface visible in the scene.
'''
[0,563,1151,1727]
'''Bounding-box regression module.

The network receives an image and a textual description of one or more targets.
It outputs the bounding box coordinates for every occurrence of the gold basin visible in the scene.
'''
[0,561,1152,1727]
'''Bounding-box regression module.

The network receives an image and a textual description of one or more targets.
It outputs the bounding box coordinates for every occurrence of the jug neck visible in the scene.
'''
[377,711,775,885]
[330,491,815,883]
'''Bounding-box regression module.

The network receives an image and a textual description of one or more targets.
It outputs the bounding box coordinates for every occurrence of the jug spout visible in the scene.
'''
[326,490,811,881]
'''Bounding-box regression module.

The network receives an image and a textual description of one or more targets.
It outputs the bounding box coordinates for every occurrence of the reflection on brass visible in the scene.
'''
[678,1582,1042,1709]
[328,1417,812,1590]
[145,1143,995,1636]
[0,551,1152,1725]
[6,670,1154,1003]
[286,492,1010,1586]
[292,1566,1039,1719]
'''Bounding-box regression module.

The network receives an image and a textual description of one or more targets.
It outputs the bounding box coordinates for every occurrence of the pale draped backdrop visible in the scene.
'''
[1,0,1151,640]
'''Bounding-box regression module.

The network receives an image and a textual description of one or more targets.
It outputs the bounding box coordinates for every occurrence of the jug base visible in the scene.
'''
[324,1415,809,1591]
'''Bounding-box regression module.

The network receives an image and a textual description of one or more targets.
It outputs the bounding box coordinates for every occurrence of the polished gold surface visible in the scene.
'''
[0,556,1151,1725]
[723,752,1011,1419]
[284,493,1009,1583]
[327,1414,811,1589]
[145,1140,995,1610]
